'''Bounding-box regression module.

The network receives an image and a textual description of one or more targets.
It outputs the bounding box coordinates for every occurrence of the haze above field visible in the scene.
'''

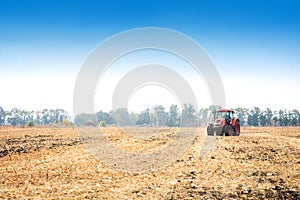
[0,0,299,114]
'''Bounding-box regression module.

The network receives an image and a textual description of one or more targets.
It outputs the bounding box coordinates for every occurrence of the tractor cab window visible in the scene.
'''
[225,112,233,119]
[215,111,234,119]
[229,112,234,119]
[216,112,228,119]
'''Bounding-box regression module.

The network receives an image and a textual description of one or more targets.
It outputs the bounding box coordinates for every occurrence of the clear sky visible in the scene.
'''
[0,0,299,114]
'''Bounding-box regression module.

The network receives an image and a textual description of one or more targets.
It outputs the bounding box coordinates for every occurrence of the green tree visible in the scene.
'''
[35,111,42,125]
[41,109,50,124]
[28,121,35,127]
[108,111,116,124]
[265,108,273,126]
[75,113,97,126]
[99,121,106,127]
[182,103,198,127]
[8,108,24,126]
[234,107,248,126]
[278,110,284,126]
[272,113,278,126]
[259,110,267,126]
[136,108,151,126]
[113,108,133,126]
[283,110,290,126]
[151,105,167,127]
[290,109,299,126]
[0,107,6,125]
[198,108,209,126]
[166,104,180,127]
[96,111,115,125]
[247,107,260,126]
[54,109,69,123]
[207,105,221,123]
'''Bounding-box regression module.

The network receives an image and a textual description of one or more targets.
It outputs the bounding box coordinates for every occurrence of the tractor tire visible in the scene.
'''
[223,125,233,136]
[233,121,241,136]
[216,127,223,136]
[207,125,214,136]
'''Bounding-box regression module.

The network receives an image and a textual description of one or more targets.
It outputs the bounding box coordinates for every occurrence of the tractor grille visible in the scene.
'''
[214,119,222,126]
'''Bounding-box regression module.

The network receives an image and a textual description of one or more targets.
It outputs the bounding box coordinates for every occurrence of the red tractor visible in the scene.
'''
[207,109,240,136]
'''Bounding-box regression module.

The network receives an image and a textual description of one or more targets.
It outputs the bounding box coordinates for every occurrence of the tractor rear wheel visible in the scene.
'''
[223,125,233,136]
[234,121,240,136]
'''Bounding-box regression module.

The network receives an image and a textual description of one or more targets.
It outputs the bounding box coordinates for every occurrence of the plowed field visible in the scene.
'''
[0,126,299,199]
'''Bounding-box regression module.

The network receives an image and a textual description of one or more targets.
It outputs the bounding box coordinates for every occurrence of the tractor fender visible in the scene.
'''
[231,118,239,126]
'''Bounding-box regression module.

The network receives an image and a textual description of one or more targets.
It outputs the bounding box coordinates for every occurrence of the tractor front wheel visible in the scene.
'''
[216,127,223,136]
[207,125,214,136]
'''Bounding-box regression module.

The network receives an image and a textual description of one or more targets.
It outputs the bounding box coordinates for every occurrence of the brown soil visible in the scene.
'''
[0,126,299,199]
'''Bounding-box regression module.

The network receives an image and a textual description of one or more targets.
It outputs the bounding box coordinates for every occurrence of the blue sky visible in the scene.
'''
[0,0,299,113]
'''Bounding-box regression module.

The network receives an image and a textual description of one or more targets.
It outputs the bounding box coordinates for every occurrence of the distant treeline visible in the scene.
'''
[0,107,69,126]
[1,105,300,127]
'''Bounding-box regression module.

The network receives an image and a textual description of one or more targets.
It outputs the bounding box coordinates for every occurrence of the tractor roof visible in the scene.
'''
[217,109,235,113]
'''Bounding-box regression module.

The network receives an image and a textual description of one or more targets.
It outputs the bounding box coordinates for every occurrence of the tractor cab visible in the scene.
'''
[214,109,235,126]
[207,109,240,136]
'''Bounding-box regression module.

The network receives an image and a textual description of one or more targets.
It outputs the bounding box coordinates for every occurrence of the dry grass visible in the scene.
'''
[0,126,299,199]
